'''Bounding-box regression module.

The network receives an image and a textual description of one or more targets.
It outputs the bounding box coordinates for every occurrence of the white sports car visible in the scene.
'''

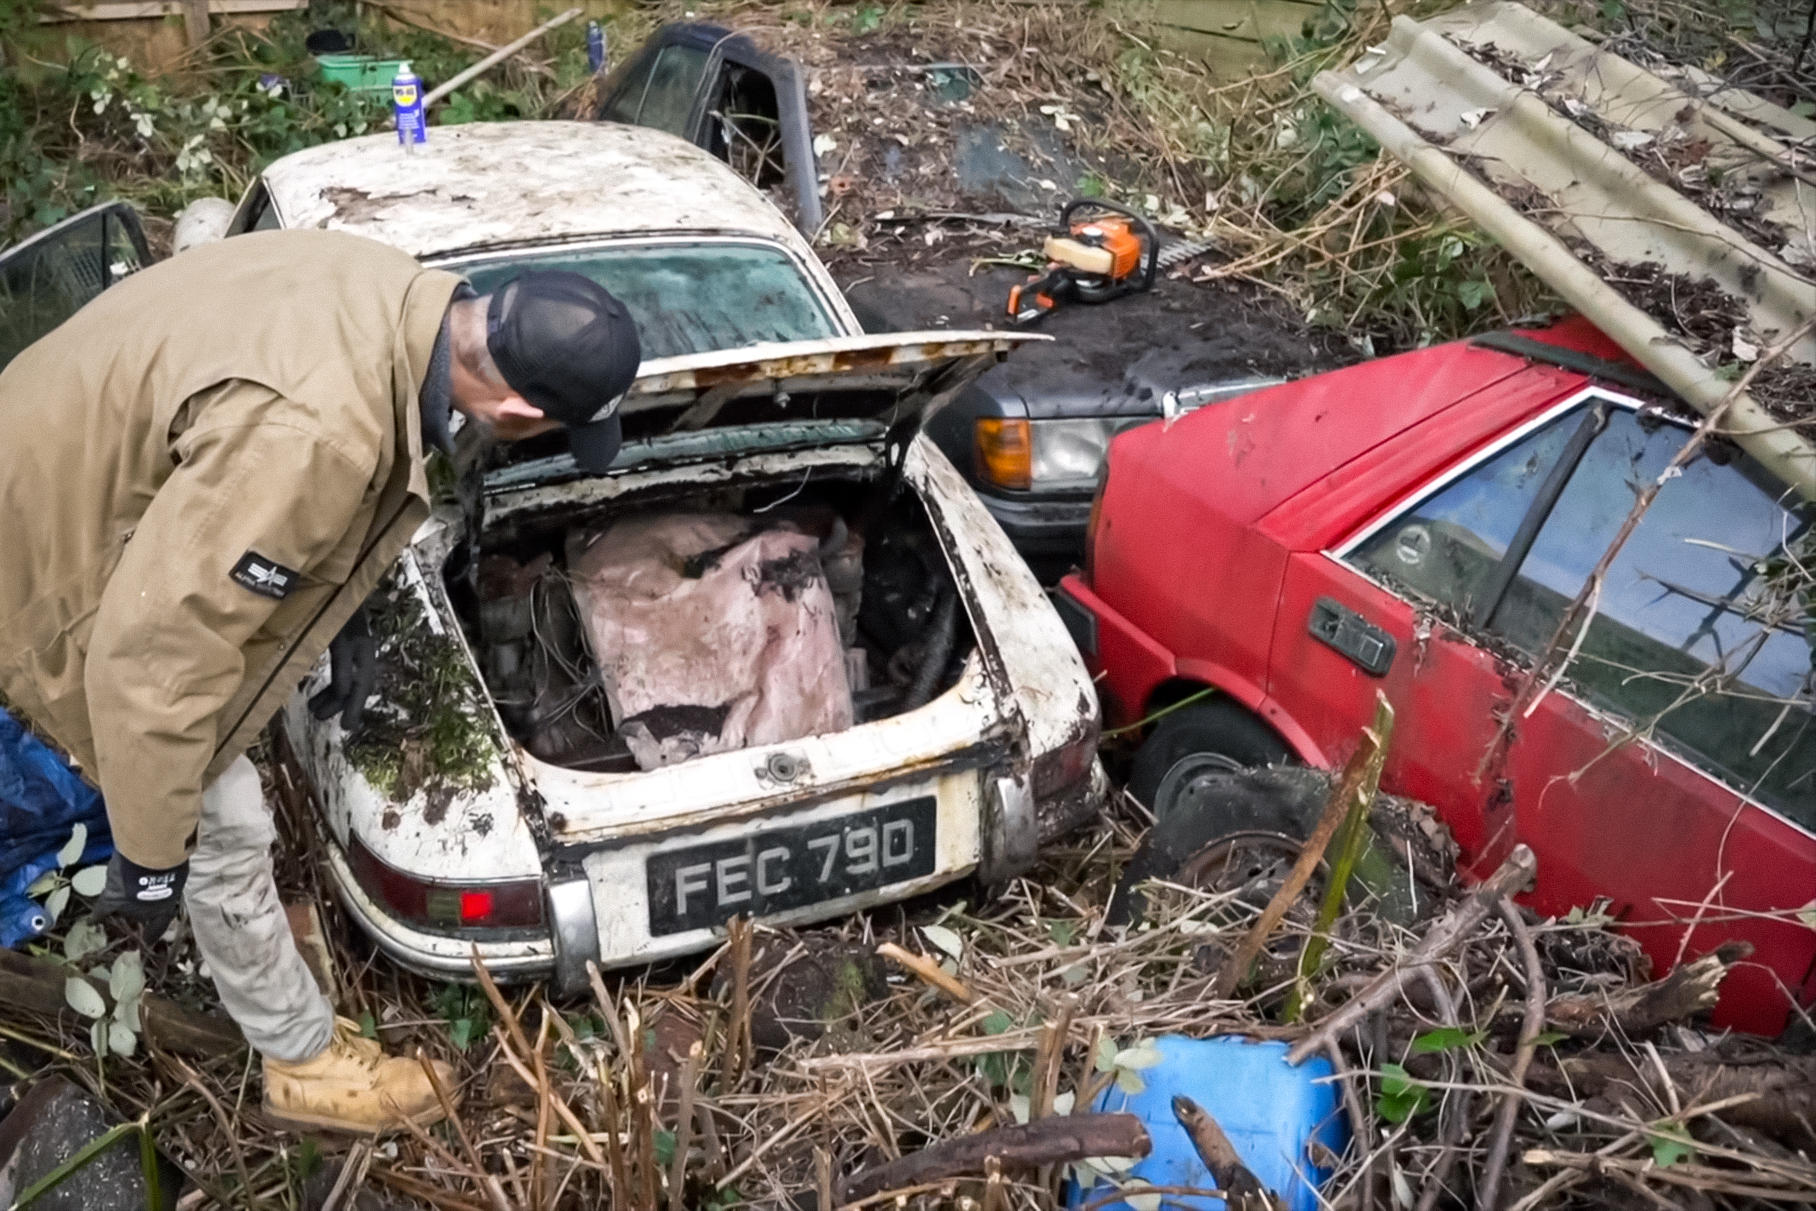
[207,121,1104,988]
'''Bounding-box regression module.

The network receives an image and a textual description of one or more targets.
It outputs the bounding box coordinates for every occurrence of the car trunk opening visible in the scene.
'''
[448,469,979,774]
[442,333,1034,779]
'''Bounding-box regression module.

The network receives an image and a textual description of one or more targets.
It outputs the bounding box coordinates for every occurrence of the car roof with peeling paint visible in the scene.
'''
[260,120,808,261]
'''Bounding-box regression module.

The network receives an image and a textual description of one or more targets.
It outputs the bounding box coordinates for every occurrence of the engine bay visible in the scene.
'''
[444,472,977,775]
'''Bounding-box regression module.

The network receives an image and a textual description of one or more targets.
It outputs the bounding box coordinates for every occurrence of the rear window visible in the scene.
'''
[456,240,838,359]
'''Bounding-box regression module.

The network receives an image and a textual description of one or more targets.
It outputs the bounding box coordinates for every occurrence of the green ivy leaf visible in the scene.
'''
[1410,1027,1484,1054]
[653,1128,677,1167]
[1457,279,1495,310]
[65,976,107,1020]
[1649,1129,1694,1167]
[981,1010,1014,1036]
[1047,919,1081,947]
[1094,1035,1119,1072]
[1375,1063,1430,1123]
[1533,1031,1570,1047]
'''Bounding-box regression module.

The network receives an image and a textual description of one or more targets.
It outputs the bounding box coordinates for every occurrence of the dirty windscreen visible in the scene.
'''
[457,241,839,359]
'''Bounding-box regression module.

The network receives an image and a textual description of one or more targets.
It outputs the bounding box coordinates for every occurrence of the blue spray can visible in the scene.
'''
[392,61,426,151]
[586,20,606,73]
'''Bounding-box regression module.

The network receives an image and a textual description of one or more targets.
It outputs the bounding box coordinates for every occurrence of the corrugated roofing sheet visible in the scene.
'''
[1315,1,1816,497]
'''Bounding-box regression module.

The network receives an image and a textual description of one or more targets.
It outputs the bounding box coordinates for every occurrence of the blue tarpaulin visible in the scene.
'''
[0,708,111,947]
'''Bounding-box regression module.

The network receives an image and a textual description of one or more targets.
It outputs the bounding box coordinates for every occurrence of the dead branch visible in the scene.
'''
[841,1114,1152,1204]
[1287,844,1538,1065]
[1477,900,1546,1211]
[1538,1050,1816,1149]
[721,916,754,1090]
[877,940,978,1004]
[1215,696,1385,998]
[1522,1149,1816,1201]
[670,1040,702,1211]
[1544,941,1750,1038]
[418,1050,514,1211]
[371,1165,494,1211]
[1172,1095,1278,1210]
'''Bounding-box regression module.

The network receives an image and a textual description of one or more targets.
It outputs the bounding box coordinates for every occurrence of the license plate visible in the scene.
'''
[646,796,938,936]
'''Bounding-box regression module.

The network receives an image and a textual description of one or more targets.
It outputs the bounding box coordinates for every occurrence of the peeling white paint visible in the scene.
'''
[264,121,815,263]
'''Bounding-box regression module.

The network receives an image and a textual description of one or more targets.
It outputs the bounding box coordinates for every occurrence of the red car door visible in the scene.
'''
[1265,388,1816,1034]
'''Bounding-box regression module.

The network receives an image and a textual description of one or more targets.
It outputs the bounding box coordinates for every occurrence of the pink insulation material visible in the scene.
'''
[565,513,853,770]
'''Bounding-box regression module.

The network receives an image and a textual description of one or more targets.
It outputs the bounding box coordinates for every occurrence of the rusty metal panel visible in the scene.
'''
[625,330,1037,399]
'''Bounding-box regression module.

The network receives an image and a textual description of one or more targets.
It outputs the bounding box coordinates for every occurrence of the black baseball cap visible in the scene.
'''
[486,271,642,472]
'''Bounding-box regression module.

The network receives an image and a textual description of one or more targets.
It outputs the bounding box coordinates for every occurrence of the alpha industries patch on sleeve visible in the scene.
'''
[230,550,300,600]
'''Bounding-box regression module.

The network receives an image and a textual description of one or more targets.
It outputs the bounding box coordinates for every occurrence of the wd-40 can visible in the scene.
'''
[392,62,426,150]
[586,21,606,73]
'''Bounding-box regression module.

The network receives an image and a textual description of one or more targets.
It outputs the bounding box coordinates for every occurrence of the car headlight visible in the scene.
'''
[975,418,1131,491]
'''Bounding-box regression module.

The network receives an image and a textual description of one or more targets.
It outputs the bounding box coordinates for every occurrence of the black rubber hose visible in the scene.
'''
[904,589,958,712]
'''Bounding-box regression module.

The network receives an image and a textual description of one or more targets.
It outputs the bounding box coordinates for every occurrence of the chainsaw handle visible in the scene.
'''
[1058,198,1159,293]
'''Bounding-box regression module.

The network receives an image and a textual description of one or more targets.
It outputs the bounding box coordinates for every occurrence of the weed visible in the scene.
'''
[344,567,501,802]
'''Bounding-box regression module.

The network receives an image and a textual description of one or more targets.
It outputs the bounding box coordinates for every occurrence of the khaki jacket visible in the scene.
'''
[0,229,462,869]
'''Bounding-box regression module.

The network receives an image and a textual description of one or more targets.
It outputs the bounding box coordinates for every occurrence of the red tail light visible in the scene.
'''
[347,834,544,932]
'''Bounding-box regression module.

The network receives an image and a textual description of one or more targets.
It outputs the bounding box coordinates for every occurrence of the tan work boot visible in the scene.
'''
[263,1016,458,1134]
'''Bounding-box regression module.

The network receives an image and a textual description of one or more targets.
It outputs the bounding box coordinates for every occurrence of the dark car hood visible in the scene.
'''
[843,259,1346,418]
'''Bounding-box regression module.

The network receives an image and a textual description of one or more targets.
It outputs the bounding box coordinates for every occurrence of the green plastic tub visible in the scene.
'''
[314,55,412,94]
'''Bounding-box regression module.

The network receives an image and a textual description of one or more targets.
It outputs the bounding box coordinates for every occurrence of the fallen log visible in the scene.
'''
[840,1113,1151,1204]
[0,947,244,1058]
[1532,1049,1816,1149]
[1543,941,1750,1038]
[1286,844,1537,1066]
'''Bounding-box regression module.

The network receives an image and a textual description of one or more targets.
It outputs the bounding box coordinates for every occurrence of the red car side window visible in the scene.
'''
[1503,409,1815,826]
[1356,398,1814,826]
[1350,408,1580,616]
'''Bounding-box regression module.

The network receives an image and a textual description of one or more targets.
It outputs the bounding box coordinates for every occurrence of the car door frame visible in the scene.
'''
[595,22,823,237]
[0,200,151,370]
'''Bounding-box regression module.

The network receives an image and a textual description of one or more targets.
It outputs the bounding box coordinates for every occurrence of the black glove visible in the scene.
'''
[308,608,377,734]
[93,851,187,943]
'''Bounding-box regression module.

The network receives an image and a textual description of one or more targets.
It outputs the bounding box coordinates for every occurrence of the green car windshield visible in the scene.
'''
[457,240,839,359]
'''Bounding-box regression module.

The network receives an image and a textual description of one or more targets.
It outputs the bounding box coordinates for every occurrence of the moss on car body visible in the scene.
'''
[344,569,499,806]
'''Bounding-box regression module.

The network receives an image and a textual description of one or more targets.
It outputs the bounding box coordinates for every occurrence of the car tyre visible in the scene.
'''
[1127,698,1292,811]
[1106,765,1328,927]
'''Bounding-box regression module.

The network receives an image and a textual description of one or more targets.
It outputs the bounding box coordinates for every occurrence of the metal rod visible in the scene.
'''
[423,6,581,108]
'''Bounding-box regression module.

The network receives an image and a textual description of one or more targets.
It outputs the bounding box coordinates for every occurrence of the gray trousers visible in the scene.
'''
[186,755,335,1063]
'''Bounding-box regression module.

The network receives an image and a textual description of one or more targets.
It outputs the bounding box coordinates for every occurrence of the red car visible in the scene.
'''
[1058,318,1815,1035]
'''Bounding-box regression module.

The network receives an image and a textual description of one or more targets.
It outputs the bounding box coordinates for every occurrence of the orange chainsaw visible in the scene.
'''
[1006,199,1161,325]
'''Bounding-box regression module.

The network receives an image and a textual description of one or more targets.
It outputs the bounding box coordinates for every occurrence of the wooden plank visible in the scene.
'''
[40,0,302,22]
[1151,25,1273,78]
[1147,0,1320,42]
[0,947,245,1058]
[181,0,208,48]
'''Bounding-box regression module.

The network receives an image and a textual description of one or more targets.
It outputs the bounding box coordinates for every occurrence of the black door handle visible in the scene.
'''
[1308,597,1396,676]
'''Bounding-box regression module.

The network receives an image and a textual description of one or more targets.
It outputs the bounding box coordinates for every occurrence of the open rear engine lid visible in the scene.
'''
[484,330,1046,490]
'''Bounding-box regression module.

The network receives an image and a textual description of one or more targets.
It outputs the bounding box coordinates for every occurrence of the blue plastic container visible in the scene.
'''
[1068,1036,1349,1211]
